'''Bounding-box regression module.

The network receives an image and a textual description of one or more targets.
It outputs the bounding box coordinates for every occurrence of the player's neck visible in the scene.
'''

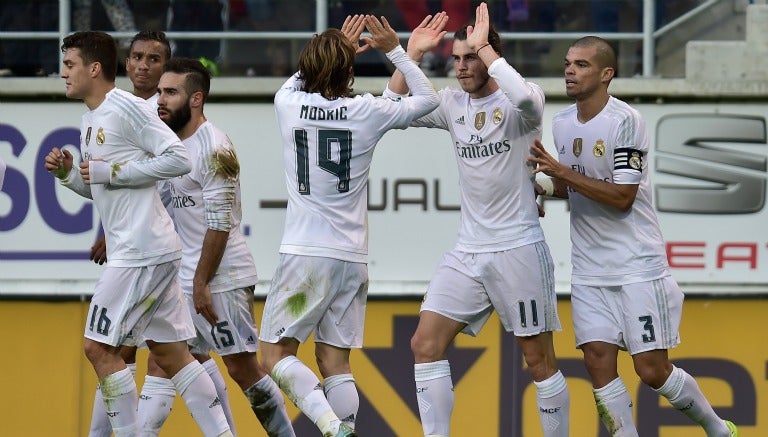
[133,88,157,101]
[575,92,609,123]
[84,82,116,111]
[177,114,207,141]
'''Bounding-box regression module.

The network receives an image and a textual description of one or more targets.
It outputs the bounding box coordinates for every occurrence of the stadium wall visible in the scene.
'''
[0,299,765,436]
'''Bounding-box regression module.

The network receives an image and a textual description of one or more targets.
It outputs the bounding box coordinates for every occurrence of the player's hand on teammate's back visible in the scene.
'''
[363,15,400,53]
[340,14,370,55]
[44,147,73,179]
[406,12,450,59]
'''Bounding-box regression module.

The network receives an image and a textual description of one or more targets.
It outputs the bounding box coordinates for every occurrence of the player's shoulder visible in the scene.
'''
[605,96,643,122]
[105,88,157,123]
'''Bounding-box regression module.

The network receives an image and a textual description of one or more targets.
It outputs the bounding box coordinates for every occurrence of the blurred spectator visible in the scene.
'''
[169,0,226,62]
[493,0,557,76]
[73,0,137,32]
[394,0,471,76]
[590,0,667,76]
[0,0,58,76]
[130,0,171,31]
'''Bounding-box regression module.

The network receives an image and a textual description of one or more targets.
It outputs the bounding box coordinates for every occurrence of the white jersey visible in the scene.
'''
[552,96,669,286]
[166,121,258,294]
[61,87,190,267]
[387,58,545,252]
[274,46,438,263]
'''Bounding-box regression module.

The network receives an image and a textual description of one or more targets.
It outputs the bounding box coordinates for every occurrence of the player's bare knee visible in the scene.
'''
[83,339,114,365]
[223,353,258,386]
[634,361,670,389]
[410,332,444,363]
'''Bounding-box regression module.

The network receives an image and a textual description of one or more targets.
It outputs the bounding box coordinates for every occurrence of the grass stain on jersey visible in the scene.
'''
[110,162,122,178]
[211,146,240,180]
[54,164,69,179]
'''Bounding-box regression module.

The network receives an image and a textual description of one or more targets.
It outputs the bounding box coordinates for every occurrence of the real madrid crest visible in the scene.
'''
[492,108,503,124]
[96,128,106,146]
[593,139,606,157]
[572,138,582,157]
[629,151,642,169]
[474,112,486,130]
[85,127,92,145]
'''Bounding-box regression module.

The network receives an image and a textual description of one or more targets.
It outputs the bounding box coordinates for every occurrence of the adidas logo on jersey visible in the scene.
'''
[209,397,222,409]
[455,116,465,125]
[246,335,255,345]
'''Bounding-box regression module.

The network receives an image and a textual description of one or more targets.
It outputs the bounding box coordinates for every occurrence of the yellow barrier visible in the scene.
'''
[1,299,763,436]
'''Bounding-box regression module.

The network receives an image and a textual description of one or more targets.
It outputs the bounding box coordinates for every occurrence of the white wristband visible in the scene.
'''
[537,177,555,196]
[89,160,112,184]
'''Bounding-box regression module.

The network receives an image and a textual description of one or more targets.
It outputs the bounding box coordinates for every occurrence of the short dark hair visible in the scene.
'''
[454,22,503,57]
[571,36,618,73]
[61,31,118,82]
[164,57,212,100]
[129,30,172,61]
[298,28,355,99]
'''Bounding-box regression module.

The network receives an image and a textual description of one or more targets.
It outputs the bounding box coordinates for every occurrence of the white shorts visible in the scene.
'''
[571,275,684,355]
[186,286,260,356]
[421,242,561,337]
[259,254,368,348]
[85,260,195,347]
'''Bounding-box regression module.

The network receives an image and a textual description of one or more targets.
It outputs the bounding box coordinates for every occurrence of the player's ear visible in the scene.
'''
[191,90,204,108]
[601,66,615,83]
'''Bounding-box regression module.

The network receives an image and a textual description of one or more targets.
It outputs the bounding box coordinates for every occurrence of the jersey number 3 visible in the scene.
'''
[294,128,352,195]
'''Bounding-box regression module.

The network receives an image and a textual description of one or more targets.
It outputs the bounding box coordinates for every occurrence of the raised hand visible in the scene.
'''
[341,14,370,55]
[528,139,563,178]
[362,15,400,54]
[406,12,450,60]
[467,2,490,53]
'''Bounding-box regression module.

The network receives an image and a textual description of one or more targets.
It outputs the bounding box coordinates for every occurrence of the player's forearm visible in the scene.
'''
[558,168,637,211]
[387,47,426,96]
[107,144,191,187]
[193,229,229,287]
[387,46,438,117]
[60,166,93,199]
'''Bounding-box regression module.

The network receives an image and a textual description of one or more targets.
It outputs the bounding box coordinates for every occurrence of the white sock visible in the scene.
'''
[90,363,135,437]
[171,361,230,437]
[99,367,139,437]
[593,377,638,437]
[243,374,296,436]
[655,366,730,436]
[534,370,570,437]
[89,385,112,437]
[414,360,453,437]
[138,375,176,436]
[324,373,359,429]
[271,355,340,435]
[202,359,237,435]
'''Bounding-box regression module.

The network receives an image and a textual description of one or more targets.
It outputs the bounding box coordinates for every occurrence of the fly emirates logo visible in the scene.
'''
[455,134,512,159]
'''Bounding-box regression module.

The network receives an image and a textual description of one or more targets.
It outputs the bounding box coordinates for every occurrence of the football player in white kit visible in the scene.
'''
[529,36,738,437]
[258,14,440,437]
[128,57,295,437]
[87,30,184,437]
[45,31,233,437]
[384,3,570,437]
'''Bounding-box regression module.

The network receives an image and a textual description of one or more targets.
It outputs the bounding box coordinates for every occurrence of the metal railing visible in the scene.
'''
[0,0,726,78]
